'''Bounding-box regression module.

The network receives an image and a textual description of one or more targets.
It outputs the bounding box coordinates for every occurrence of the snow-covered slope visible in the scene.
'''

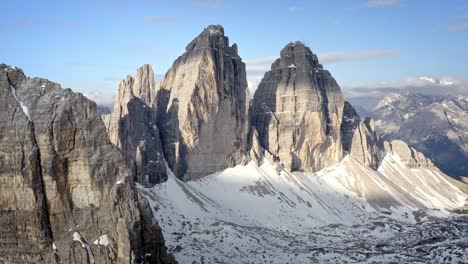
[139,153,467,263]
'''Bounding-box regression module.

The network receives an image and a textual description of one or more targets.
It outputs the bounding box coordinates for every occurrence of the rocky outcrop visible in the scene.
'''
[383,140,434,168]
[373,92,468,178]
[104,64,167,186]
[341,102,381,169]
[0,64,176,263]
[250,42,344,172]
[156,25,249,180]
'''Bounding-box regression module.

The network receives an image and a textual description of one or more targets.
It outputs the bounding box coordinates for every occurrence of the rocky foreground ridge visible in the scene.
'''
[0,65,175,263]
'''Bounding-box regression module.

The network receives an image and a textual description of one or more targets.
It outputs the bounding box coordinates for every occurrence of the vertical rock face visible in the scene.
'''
[104,64,167,186]
[0,64,175,263]
[251,42,344,172]
[341,102,381,169]
[157,25,249,180]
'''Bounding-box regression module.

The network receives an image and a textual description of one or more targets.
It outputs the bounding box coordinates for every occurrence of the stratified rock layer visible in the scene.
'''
[341,102,381,169]
[383,140,434,168]
[0,64,175,263]
[251,42,344,172]
[104,64,167,186]
[156,25,249,180]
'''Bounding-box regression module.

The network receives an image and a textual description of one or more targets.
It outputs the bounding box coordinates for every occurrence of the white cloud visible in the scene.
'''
[83,92,115,109]
[365,0,400,8]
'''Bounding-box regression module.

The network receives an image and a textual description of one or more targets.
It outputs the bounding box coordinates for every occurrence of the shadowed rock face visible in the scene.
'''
[341,102,381,169]
[104,64,167,187]
[156,25,249,181]
[250,42,345,172]
[0,64,176,263]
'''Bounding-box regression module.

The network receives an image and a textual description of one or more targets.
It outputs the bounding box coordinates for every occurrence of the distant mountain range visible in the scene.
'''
[372,92,468,180]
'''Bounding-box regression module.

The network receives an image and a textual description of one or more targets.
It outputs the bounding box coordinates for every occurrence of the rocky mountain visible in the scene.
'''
[372,92,468,179]
[0,64,175,263]
[103,64,167,187]
[250,42,346,172]
[156,25,249,181]
[2,25,468,264]
[250,42,381,172]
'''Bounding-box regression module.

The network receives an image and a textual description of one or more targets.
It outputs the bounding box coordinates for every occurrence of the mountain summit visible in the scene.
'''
[156,25,249,181]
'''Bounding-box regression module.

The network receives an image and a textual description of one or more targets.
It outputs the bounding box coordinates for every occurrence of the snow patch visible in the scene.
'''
[208,28,221,35]
[93,234,110,246]
[10,85,31,121]
[72,232,95,264]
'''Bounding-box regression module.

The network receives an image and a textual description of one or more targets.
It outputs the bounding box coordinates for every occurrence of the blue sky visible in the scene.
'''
[2,0,468,104]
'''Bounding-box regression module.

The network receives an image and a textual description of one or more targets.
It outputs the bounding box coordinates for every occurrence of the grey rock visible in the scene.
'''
[156,25,249,181]
[0,64,176,264]
[250,42,344,172]
[341,102,381,169]
[383,140,434,168]
[372,92,468,177]
[105,64,167,186]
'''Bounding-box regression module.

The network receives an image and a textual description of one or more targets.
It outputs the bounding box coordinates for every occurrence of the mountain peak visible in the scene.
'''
[276,41,322,70]
[186,25,228,50]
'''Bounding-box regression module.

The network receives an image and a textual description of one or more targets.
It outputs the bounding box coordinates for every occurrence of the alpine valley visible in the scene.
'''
[1,25,467,264]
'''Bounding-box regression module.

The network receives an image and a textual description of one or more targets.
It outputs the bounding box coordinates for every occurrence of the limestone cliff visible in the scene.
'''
[156,25,249,180]
[104,64,167,186]
[251,42,344,172]
[341,102,381,169]
[0,64,175,264]
[383,140,434,168]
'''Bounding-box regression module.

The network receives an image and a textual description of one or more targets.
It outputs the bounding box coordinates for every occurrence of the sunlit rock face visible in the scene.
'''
[0,64,176,264]
[156,25,249,181]
[251,42,345,172]
[104,64,167,186]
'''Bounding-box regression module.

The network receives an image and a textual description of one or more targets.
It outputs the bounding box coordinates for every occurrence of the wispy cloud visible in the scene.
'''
[144,16,191,25]
[83,92,116,109]
[455,14,468,20]
[123,43,159,57]
[244,49,399,93]
[451,24,468,31]
[186,0,219,8]
[289,6,304,12]
[66,62,101,68]
[0,18,88,28]
[365,0,400,8]
[319,50,400,64]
